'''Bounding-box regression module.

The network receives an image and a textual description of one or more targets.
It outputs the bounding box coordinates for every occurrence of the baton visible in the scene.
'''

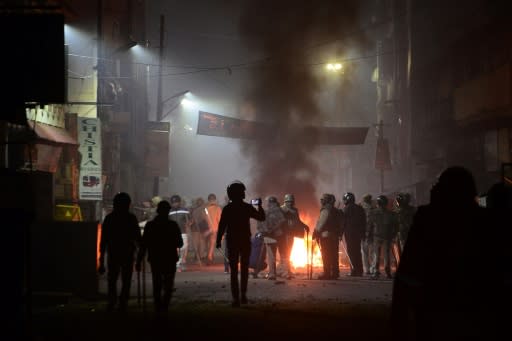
[339,237,353,270]
[216,247,229,263]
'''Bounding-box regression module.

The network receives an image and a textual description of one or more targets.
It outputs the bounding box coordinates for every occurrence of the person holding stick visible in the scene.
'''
[136,200,183,313]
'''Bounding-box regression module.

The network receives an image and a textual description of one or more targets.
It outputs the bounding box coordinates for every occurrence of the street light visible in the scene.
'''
[326,62,343,72]
[160,90,190,121]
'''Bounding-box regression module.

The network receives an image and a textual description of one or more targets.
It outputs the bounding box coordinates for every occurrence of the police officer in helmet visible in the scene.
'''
[341,192,366,277]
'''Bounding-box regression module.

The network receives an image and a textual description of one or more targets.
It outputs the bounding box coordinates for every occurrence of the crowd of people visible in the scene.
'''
[98,166,512,330]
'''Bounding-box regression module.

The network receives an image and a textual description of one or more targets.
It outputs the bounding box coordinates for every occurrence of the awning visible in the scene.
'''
[31,122,78,145]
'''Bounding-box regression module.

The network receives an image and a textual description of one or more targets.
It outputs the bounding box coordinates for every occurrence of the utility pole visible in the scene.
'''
[153,15,165,196]
[377,120,385,193]
[156,15,164,122]
[374,120,391,193]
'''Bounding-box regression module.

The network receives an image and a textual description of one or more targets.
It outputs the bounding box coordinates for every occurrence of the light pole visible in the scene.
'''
[325,62,344,194]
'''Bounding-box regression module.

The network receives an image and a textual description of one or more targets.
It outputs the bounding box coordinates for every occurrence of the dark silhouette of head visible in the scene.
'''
[395,193,411,207]
[486,182,512,210]
[156,200,171,216]
[227,181,246,201]
[430,166,477,207]
[362,194,372,205]
[343,192,355,205]
[376,195,388,208]
[113,192,131,211]
[320,193,335,206]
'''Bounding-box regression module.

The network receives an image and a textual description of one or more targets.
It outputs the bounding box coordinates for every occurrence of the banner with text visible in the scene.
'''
[197,111,368,145]
[78,117,103,200]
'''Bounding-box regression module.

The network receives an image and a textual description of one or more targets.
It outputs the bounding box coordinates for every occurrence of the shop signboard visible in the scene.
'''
[78,118,102,200]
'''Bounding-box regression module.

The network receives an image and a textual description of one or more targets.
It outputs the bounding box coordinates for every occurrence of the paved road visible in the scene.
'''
[98,263,393,307]
[28,264,395,341]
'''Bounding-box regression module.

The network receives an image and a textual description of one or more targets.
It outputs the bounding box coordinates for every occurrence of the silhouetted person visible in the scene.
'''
[98,192,141,312]
[486,181,512,325]
[314,193,342,280]
[341,192,366,277]
[216,181,265,307]
[136,200,183,312]
[391,166,501,341]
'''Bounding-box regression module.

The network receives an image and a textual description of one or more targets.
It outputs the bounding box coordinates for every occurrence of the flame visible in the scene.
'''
[288,210,350,270]
[289,236,323,269]
[289,211,323,269]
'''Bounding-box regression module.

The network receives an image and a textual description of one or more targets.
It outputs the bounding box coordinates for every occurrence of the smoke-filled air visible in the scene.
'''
[238,0,364,213]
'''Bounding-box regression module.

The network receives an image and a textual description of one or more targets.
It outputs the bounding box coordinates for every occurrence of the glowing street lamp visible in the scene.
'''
[326,62,343,72]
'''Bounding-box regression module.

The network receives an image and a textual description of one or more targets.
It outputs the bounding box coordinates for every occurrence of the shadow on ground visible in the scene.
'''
[29,299,392,341]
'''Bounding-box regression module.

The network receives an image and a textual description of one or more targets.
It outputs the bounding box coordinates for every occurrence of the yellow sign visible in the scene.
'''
[54,204,83,221]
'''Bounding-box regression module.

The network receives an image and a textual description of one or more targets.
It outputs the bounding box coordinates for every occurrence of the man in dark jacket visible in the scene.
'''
[136,200,183,312]
[341,192,366,277]
[98,192,141,311]
[314,193,342,280]
[216,181,265,307]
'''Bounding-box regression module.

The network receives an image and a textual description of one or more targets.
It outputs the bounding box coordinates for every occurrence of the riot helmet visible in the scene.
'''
[151,196,162,207]
[321,193,335,205]
[395,193,410,207]
[343,192,355,205]
[362,194,372,205]
[113,192,131,211]
[376,195,388,208]
[267,196,279,207]
[284,194,295,203]
[227,180,246,201]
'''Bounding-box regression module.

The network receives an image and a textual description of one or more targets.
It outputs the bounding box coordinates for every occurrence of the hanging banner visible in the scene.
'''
[197,111,368,145]
[78,118,103,200]
[144,121,170,177]
[375,138,392,170]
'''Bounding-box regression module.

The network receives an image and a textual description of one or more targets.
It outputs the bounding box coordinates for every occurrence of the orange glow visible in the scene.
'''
[290,236,323,269]
[288,211,350,271]
[289,211,323,269]
[97,223,102,267]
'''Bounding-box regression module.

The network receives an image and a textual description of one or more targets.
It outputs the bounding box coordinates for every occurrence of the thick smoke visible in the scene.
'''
[239,0,363,214]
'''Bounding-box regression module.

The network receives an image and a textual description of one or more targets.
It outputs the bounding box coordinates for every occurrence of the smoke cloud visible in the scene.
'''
[238,0,364,214]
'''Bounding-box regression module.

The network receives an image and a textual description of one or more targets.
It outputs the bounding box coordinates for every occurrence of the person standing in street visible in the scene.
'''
[340,192,366,277]
[216,181,265,307]
[360,194,374,275]
[391,166,502,340]
[281,193,309,278]
[257,196,287,280]
[314,193,343,280]
[368,195,398,279]
[204,193,222,266]
[136,200,183,313]
[394,193,416,253]
[98,192,141,312]
[168,195,192,272]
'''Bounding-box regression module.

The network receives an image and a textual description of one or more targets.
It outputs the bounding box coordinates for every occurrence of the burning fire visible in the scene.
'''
[288,211,350,270]
[289,236,323,268]
[289,211,323,269]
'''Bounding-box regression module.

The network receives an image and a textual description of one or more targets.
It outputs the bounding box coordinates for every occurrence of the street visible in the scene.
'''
[30,264,394,340]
